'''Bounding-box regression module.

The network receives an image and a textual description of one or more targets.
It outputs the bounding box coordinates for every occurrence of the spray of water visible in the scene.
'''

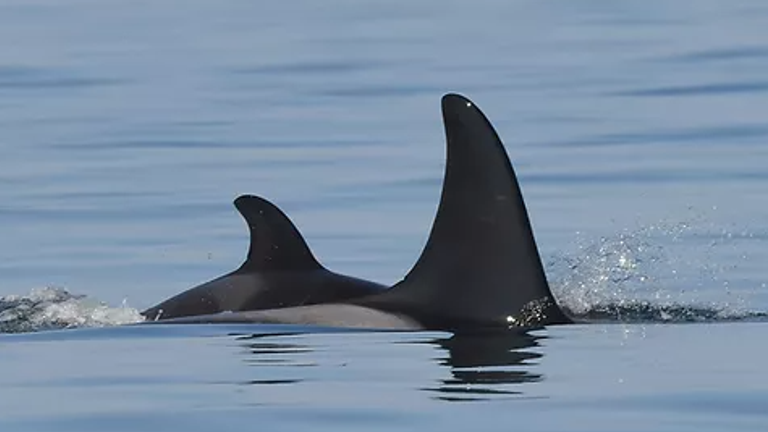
[547,218,767,323]
[0,287,143,333]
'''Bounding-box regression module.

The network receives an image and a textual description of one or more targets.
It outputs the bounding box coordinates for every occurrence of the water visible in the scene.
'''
[1,0,768,429]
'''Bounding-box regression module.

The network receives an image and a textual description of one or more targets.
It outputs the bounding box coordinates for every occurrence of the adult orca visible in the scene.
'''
[149,93,572,330]
[141,195,386,320]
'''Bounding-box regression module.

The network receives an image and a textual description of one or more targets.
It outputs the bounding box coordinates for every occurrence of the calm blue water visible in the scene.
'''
[2,0,768,430]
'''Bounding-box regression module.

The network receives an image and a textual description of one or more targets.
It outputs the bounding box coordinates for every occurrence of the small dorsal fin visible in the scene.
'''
[371,93,569,326]
[234,195,323,271]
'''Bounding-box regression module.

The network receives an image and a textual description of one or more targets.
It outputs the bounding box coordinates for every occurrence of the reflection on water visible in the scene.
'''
[233,329,544,402]
[426,330,544,401]
[237,332,317,372]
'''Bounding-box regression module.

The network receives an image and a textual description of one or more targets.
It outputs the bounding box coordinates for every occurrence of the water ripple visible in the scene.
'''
[611,81,768,97]
[546,124,768,147]
[0,66,122,90]
[524,169,768,185]
[667,46,768,63]
[230,60,381,76]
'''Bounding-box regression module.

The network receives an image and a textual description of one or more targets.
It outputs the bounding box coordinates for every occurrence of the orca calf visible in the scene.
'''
[149,93,572,330]
[142,195,386,320]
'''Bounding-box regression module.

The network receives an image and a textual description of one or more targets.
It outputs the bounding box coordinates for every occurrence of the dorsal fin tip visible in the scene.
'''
[233,194,322,271]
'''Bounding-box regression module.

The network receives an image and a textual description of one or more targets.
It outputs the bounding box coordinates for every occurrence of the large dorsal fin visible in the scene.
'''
[234,195,323,271]
[371,93,569,326]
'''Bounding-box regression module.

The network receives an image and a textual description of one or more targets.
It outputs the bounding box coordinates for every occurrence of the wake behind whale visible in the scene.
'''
[0,287,142,333]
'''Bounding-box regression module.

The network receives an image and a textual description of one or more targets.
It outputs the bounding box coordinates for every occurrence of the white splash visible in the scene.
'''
[546,217,766,323]
[0,287,144,333]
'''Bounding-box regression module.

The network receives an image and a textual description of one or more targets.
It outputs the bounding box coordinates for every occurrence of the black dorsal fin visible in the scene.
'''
[371,93,569,326]
[233,195,323,271]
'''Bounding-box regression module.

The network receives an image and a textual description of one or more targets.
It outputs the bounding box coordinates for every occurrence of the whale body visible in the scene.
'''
[148,93,571,330]
[142,195,385,321]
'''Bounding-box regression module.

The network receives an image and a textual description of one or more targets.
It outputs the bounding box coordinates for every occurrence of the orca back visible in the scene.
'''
[142,196,385,320]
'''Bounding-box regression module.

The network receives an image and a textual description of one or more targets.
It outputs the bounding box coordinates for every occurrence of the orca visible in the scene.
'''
[141,195,386,320]
[148,93,572,330]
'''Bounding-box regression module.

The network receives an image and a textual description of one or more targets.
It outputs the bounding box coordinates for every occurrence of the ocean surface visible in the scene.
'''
[2,0,768,430]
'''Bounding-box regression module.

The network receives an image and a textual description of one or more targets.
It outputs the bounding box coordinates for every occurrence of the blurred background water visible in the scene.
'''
[1,0,767,430]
